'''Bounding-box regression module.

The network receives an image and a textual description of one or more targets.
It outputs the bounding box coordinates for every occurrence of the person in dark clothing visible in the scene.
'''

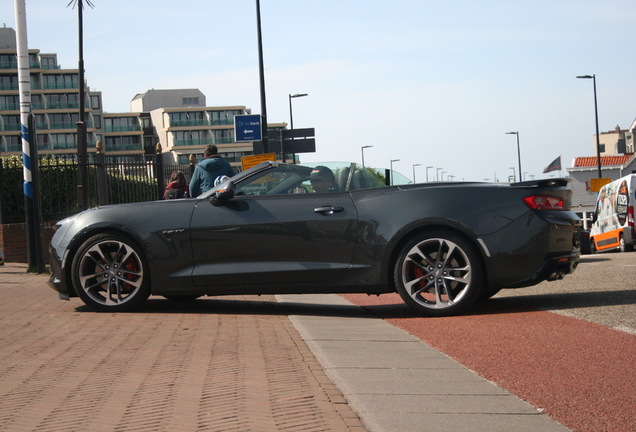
[189,145,235,197]
[309,166,337,193]
[163,170,190,199]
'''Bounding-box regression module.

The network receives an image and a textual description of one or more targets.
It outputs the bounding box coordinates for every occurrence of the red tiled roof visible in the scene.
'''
[573,154,634,167]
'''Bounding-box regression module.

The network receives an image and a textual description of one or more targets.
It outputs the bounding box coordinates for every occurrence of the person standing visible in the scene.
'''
[163,170,190,199]
[189,145,235,197]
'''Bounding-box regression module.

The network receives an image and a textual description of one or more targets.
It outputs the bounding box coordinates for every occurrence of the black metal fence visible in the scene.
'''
[0,154,195,225]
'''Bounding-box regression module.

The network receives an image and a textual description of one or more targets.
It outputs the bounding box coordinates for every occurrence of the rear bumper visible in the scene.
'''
[503,250,580,288]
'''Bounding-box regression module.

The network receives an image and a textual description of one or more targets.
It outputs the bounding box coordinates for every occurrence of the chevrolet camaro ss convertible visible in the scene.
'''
[48,161,581,317]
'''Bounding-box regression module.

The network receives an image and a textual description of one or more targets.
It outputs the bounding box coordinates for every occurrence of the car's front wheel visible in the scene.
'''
[71,232,150,311]
[394,230,484,317]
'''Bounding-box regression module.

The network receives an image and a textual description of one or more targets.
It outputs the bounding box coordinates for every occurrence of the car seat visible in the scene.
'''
[337,167,350,191]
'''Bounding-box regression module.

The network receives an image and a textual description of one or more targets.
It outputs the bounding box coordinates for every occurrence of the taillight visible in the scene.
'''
[628,206,634,227]
[523,195,564,210]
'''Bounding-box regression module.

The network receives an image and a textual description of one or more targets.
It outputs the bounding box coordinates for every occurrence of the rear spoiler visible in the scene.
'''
[510,178,571,188]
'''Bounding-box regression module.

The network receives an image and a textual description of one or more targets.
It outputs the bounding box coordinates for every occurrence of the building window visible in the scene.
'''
[0,75,18,90]
[37,134,51,151]
[51,133,77,150]
[40,57,57,70]
[1,115,20,131]
[0,95,19,110]
[90,95,100,109]
[105,135,141,151]
[0,53,17,69]
[182,97,199,106]
[6,135,21,152]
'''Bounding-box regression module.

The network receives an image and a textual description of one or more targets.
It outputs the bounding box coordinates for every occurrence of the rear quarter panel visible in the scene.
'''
[350,182,578,288]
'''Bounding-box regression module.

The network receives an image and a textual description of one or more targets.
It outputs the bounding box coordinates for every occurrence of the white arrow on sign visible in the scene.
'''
[244,129,253,134]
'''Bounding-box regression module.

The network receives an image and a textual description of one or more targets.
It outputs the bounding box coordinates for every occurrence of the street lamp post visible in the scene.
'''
[255,0,269,153]
[390,159,400,185]
[426,166,433,182]
[441,171,447,181]
[436,167,443,181]
[412,163,421,183]
[70,0,93,211]
[288,93,307,164]
[577,74,602,178]
[288,93,307,130]
[505,131,522,182]
[509,167,516,183]
[361,145,373,168]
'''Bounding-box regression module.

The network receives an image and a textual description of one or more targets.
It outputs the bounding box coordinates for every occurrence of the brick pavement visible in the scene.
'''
[0,263,366,432]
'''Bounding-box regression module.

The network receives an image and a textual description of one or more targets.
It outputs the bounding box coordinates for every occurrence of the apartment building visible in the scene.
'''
[1,26,287,170]
[1,27,103,157]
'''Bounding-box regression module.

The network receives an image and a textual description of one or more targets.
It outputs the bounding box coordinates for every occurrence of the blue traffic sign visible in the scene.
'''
[234,115,262,141]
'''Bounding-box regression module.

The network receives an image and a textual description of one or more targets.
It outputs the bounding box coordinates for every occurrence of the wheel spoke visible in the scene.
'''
[77,239,144,307]
[401,236,474,311]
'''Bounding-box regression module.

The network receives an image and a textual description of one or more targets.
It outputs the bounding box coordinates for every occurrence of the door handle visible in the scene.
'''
[314,206,344,215]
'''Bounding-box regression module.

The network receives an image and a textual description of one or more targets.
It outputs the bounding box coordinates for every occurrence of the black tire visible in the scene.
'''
[619,235,633,253]
[71,232,151,312]
[590,238,597,254]
[394,230,484,317]
[162,295,201,301]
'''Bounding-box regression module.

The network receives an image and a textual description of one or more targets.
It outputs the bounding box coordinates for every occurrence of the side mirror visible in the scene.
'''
[210,181,235,207]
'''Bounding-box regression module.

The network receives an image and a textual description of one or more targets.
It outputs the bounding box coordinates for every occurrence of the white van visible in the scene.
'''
[590,174,636,253]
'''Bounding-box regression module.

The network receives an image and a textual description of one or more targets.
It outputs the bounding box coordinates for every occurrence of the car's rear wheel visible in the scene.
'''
[394,230,483,317]
[71,232,150,312]
[619,235,633,252]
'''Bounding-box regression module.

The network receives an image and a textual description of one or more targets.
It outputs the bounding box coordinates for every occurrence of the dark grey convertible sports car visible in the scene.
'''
[48,161,581,317]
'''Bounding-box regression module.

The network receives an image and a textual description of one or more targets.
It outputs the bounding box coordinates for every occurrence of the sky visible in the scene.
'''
[3,0,635,182]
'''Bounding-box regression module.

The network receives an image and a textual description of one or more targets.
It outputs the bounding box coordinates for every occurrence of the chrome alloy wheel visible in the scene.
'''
[75,238,145,308]
[400,237,473,311]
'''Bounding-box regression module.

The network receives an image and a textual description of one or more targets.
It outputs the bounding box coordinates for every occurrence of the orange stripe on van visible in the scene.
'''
[593,229,620,250]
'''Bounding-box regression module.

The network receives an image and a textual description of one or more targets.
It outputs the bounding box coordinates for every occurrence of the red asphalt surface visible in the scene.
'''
[341,293,636,432]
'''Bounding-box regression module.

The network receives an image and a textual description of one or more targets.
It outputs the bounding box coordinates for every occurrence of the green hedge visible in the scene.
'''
[1,156,158,224]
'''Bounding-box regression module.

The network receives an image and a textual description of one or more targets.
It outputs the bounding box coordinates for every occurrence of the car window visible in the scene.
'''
[228,162,399,197]
[234,165,313,196]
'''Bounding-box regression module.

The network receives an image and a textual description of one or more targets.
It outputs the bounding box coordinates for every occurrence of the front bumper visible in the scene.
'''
[47,247,77,300]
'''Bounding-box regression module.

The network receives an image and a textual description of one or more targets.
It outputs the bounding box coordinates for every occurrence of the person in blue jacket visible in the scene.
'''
[189,145,235,197]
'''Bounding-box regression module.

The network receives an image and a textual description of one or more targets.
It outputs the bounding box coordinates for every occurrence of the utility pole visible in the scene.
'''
[14,0,45,273]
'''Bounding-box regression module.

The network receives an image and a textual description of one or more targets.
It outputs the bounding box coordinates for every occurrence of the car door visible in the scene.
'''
[189,188,358,287]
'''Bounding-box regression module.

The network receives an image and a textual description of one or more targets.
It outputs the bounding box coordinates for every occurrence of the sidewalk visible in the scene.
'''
[0,263,364,432]
[277,294,569,432]
[0,263,569,431]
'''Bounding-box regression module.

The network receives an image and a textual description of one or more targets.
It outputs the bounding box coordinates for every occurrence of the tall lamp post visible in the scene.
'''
[505,131,522,182]
[412,163,421,183]
[390,159,400,185]
[426,166,433,182]
[436,167,443,181]
[255,0,269,153]
[70,0,93,211]
[288,93,307,130]
[509,167,516,183]
[361,145,372,168]
[577,74,602,178]
[288,93,307,163]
